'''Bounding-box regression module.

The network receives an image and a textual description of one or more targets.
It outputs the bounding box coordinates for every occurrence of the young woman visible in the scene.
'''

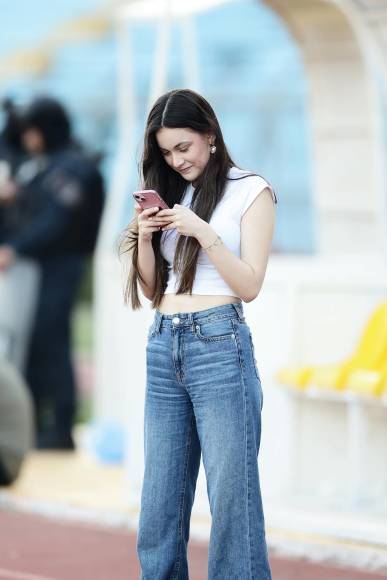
[123,89,276,579]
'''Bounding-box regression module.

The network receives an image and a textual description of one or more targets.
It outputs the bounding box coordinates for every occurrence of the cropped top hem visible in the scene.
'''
[163,287,239,296]
[160,167,275,297]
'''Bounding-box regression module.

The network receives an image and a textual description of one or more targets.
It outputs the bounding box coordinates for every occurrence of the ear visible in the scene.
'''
[206,132,216,145]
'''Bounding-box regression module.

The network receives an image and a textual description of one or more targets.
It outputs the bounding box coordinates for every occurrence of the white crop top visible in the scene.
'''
[160,166,276,296]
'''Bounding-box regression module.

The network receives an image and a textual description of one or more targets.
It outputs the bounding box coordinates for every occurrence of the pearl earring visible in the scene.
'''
[210,144,216,154]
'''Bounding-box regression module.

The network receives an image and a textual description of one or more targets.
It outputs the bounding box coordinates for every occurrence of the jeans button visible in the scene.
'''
[172,317,180,325]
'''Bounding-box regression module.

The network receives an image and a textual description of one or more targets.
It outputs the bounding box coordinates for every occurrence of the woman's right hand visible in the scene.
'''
[136,204,164,242]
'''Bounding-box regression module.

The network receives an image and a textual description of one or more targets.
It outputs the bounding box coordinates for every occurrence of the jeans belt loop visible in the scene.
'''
[154,311,163,334]
[231,302,244,321]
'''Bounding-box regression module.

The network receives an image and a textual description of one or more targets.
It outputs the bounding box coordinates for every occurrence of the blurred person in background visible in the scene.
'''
[0,99,27,226]
[0,98,25,172]
[0,99,44,373]
[0,96,105,450]
[0,356,33,486]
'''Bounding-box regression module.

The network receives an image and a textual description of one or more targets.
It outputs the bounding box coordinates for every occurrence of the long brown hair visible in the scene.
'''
[121,89,235,310]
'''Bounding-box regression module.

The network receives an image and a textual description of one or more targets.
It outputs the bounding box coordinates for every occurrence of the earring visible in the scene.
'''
[210,144,216,154]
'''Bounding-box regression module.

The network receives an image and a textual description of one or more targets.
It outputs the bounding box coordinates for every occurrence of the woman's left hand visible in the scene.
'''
[155,204,210,239]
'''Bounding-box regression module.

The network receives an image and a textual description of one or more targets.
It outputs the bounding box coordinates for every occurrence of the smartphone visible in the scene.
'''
[133,189,169,211]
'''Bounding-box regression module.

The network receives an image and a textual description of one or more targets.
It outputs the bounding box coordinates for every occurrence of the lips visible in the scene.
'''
[180,166,192,174]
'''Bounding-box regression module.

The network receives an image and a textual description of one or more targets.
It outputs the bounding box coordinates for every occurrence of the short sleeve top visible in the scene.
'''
[160,166,276,296]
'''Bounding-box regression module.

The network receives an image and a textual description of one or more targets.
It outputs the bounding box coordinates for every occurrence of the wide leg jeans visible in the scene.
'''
[137,302,272,580]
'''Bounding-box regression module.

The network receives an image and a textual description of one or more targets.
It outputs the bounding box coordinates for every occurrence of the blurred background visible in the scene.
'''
[0,0,387,578]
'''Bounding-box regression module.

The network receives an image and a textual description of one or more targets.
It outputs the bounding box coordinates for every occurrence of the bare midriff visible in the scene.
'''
[158,293,242,314]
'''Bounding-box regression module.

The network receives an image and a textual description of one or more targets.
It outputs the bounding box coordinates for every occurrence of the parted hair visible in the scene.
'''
[120,88,235,310]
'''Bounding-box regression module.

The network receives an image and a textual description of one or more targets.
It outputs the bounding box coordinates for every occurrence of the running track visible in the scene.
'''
[0,511,386,580]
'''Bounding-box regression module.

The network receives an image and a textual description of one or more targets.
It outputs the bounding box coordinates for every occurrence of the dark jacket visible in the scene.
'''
[1,148,105,259]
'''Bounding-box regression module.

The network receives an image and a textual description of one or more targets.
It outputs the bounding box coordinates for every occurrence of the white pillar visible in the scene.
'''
[263,0,386,258]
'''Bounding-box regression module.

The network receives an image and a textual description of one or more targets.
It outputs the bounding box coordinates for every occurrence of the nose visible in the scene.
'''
[171,152,185,169]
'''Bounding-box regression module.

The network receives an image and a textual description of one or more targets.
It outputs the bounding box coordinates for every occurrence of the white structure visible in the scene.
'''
[94,0,387,561]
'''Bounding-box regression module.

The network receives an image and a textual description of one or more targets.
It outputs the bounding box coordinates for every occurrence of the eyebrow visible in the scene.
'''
[159,140,191,152]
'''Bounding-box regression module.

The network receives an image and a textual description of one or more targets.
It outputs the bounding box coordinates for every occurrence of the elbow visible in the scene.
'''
[242,291,258,303]
[139,283,155,301]
[240,287,258,303]
[241,278,263,303]
[142,289,155,301]
[243,293,257,303]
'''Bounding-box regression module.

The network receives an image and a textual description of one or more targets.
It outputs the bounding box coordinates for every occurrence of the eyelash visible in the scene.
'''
[163,147,189,156]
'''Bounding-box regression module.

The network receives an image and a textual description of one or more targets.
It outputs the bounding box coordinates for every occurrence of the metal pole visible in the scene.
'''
[147,0,171,112]
[97,16,136,251]
[181,15,200,91]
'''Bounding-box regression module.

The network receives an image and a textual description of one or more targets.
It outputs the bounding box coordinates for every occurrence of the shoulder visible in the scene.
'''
[225,167,277,211]
[227,166,272,191]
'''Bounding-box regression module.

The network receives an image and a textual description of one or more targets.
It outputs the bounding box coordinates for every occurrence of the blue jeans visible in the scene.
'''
[137,302,272,580]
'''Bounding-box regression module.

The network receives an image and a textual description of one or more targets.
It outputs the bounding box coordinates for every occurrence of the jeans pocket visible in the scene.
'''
[194,318,235,342]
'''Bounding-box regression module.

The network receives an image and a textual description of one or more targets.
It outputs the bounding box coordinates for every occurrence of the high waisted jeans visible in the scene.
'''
[137,302,272,580]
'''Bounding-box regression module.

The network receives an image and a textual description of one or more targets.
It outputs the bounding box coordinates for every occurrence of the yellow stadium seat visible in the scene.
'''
[346,366,387,397]
[308,361,352,390]
[276,301,387,392]
[275,366,313,389]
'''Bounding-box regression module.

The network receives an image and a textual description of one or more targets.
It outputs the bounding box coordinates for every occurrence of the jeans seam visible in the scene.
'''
[248,332,261,382]
[197,313,237,323]
[180,331,186,386]
[230,320,248,373]
[172,412,194,580]
[245,391,255,578]
[231,320,254,578]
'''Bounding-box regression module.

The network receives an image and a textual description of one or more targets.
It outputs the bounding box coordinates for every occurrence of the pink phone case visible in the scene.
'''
[133,189,169,210]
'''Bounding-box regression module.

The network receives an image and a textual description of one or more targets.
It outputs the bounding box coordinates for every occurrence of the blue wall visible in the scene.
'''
[1,0,316,254]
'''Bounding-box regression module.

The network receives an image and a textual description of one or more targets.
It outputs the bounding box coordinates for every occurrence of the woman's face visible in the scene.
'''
[22,128,45,154]
[156,127,214,182]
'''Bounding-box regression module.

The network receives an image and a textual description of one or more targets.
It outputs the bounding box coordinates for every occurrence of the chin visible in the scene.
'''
[182,168,202,182]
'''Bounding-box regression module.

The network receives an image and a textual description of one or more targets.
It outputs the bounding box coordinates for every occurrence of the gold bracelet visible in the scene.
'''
[202,234,223,251]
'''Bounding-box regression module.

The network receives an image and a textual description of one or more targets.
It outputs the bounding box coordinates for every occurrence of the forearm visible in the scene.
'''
[137,237,156,300]
[196,225,262,302]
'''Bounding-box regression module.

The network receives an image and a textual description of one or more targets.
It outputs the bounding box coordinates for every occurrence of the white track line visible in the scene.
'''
[0,568,57,580]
